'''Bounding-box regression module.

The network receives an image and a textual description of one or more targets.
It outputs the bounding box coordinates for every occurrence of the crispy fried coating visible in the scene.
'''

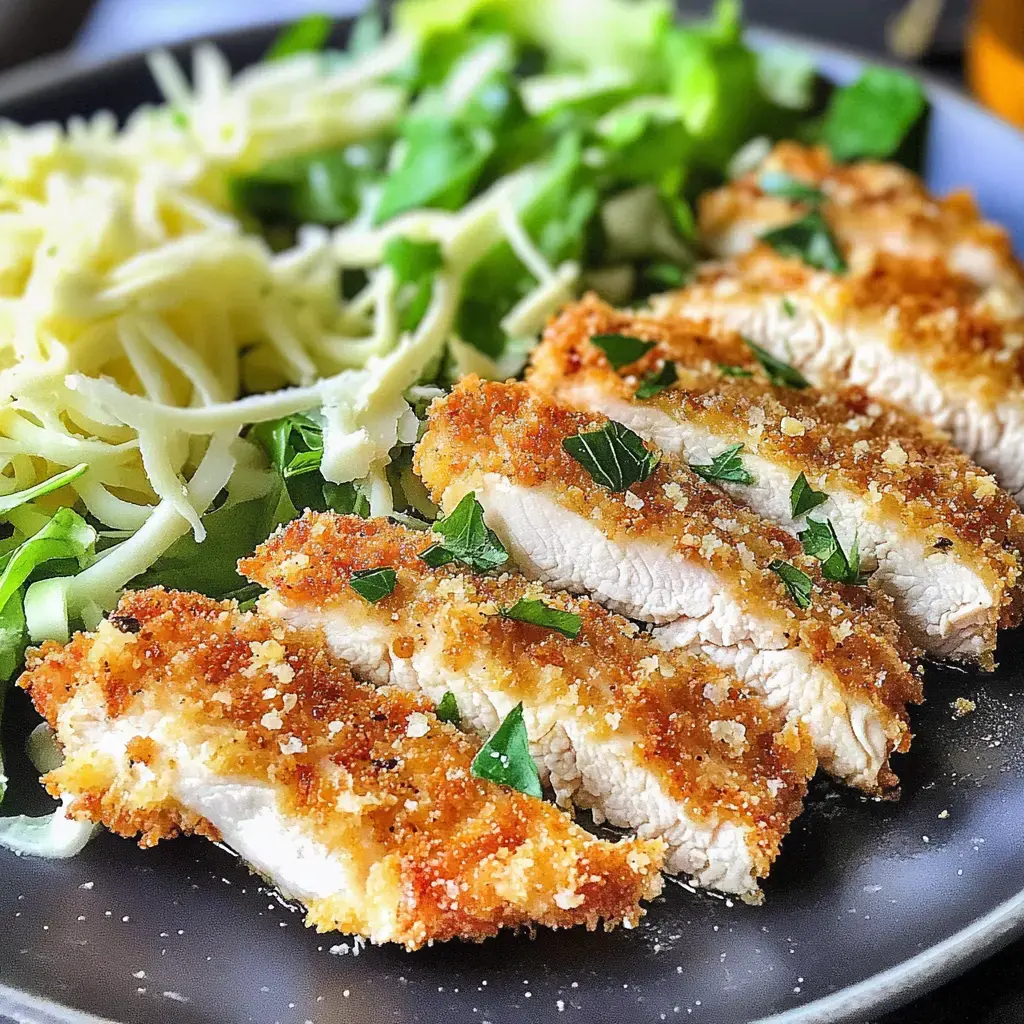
[529,295,1024,641]
[21,589,664,949]
[244,514,817,892]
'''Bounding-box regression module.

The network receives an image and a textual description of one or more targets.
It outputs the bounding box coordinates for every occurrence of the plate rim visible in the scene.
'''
[0,17,1022,1024]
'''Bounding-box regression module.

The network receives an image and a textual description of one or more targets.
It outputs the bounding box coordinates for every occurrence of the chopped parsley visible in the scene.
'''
[799,518,863,585]
[688,443,755,485]
[435,691,461,726]
[590,333,656,370]
[348,567,397,603]
[562,421,660,493]
[470,702,543,798]
[718,363,753,378]
[500,597,582,638]
[743,337,810,389]
[419,492,509,572]
[635,360,678,399]
[789,472,829,518]
[781,297,797,318]
[760,210,848,274]
[769,559,813,609]
[758,170,824,204]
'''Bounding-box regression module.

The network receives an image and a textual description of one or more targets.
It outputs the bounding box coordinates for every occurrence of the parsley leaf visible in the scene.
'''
[789,472,829,518]
[349,567,397,603]
[471,702,543,798]
[500,598,582,638]
[420,492,508,572]
[758,170,825,204]
[266,14,332,60]
[743,337,810,389]
[799,518,862,585]
[562,421,660,493]
[436,691,461,726]
[822,68,927,162]
[590,333,656,370]
[635,361,678,399]
[374,117,494,225]
[760,210,847,273]
[781,297,797,318]
[383,236,444,283]
[718,363,753,378]
[383,236,444,331]
[688,443,755,485]
[768,559,812,609]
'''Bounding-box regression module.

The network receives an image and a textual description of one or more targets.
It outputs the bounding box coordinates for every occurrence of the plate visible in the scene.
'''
[2,22,1024,1024]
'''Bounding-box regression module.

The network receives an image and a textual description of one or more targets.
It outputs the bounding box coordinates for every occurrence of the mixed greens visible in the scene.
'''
[0,0,929,835]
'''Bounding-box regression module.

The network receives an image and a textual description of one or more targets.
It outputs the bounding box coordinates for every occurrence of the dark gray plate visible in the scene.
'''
[2,22,1024,1024]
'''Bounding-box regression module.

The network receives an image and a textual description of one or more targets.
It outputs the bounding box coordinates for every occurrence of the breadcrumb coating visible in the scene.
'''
[665,247,1024,410]
[244,513,817,888]
[699,140,1024,300]
[21,589,664,949]
[529,295,1024,632]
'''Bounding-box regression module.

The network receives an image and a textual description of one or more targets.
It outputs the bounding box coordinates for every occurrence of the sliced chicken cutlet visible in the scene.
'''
[243,515,816,898]
[22,588,664,948]
[656,246,1024,507]
[416,377,920,794]
[528,295,1024,665]
[700,140,1024,304]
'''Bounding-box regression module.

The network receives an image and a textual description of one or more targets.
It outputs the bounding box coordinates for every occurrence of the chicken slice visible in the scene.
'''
[528,295,1024,665]
[242,515,816,899]
[700,140,1024,305]
[655,246,1024,506]
[416,377,921,794]
[21,588,664,949]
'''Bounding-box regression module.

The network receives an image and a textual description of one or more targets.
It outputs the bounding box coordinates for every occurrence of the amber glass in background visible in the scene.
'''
[968,0,1024,127]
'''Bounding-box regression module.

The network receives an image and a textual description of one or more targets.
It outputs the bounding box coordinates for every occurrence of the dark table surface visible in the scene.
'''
[0,2,1021,1023]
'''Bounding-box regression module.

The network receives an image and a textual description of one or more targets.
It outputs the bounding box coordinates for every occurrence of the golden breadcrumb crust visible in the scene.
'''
[414,377,918,731]
[244,513,818,882]
[529,295,1024,628]
[22,589,664,949]
[660,245,1024,408]
[699,141,1024,296]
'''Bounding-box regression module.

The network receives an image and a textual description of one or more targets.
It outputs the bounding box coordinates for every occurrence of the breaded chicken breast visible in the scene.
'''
[242,515,816,898]
[657,247,1024,507]
[529,295,1024,665]
[21,589,664,948]
[416,378,921,794]
[700,140,1024,303]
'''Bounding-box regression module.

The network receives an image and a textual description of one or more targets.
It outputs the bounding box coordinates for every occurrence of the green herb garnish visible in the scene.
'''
[590,333,656,370]
[435,691,461,726]
[781,297,797,318]
[758,170,824,204]
[822,67,927,162]
[500,598,582,638]
[562,421,660,493]
[718,364,753,378]
[760,210,848,274]
[743,337,810,389]
[688,443,755,485]
[267,14,332,60]
[789,472,829,518]
[768,559,813,609]
[799,518,863,585]
[420,492,508,572]
[635,361,678,399]
[471,702,543,798]
[348,567,397,603]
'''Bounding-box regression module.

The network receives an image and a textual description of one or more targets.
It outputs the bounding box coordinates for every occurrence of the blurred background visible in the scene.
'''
[4,0,1024,129]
